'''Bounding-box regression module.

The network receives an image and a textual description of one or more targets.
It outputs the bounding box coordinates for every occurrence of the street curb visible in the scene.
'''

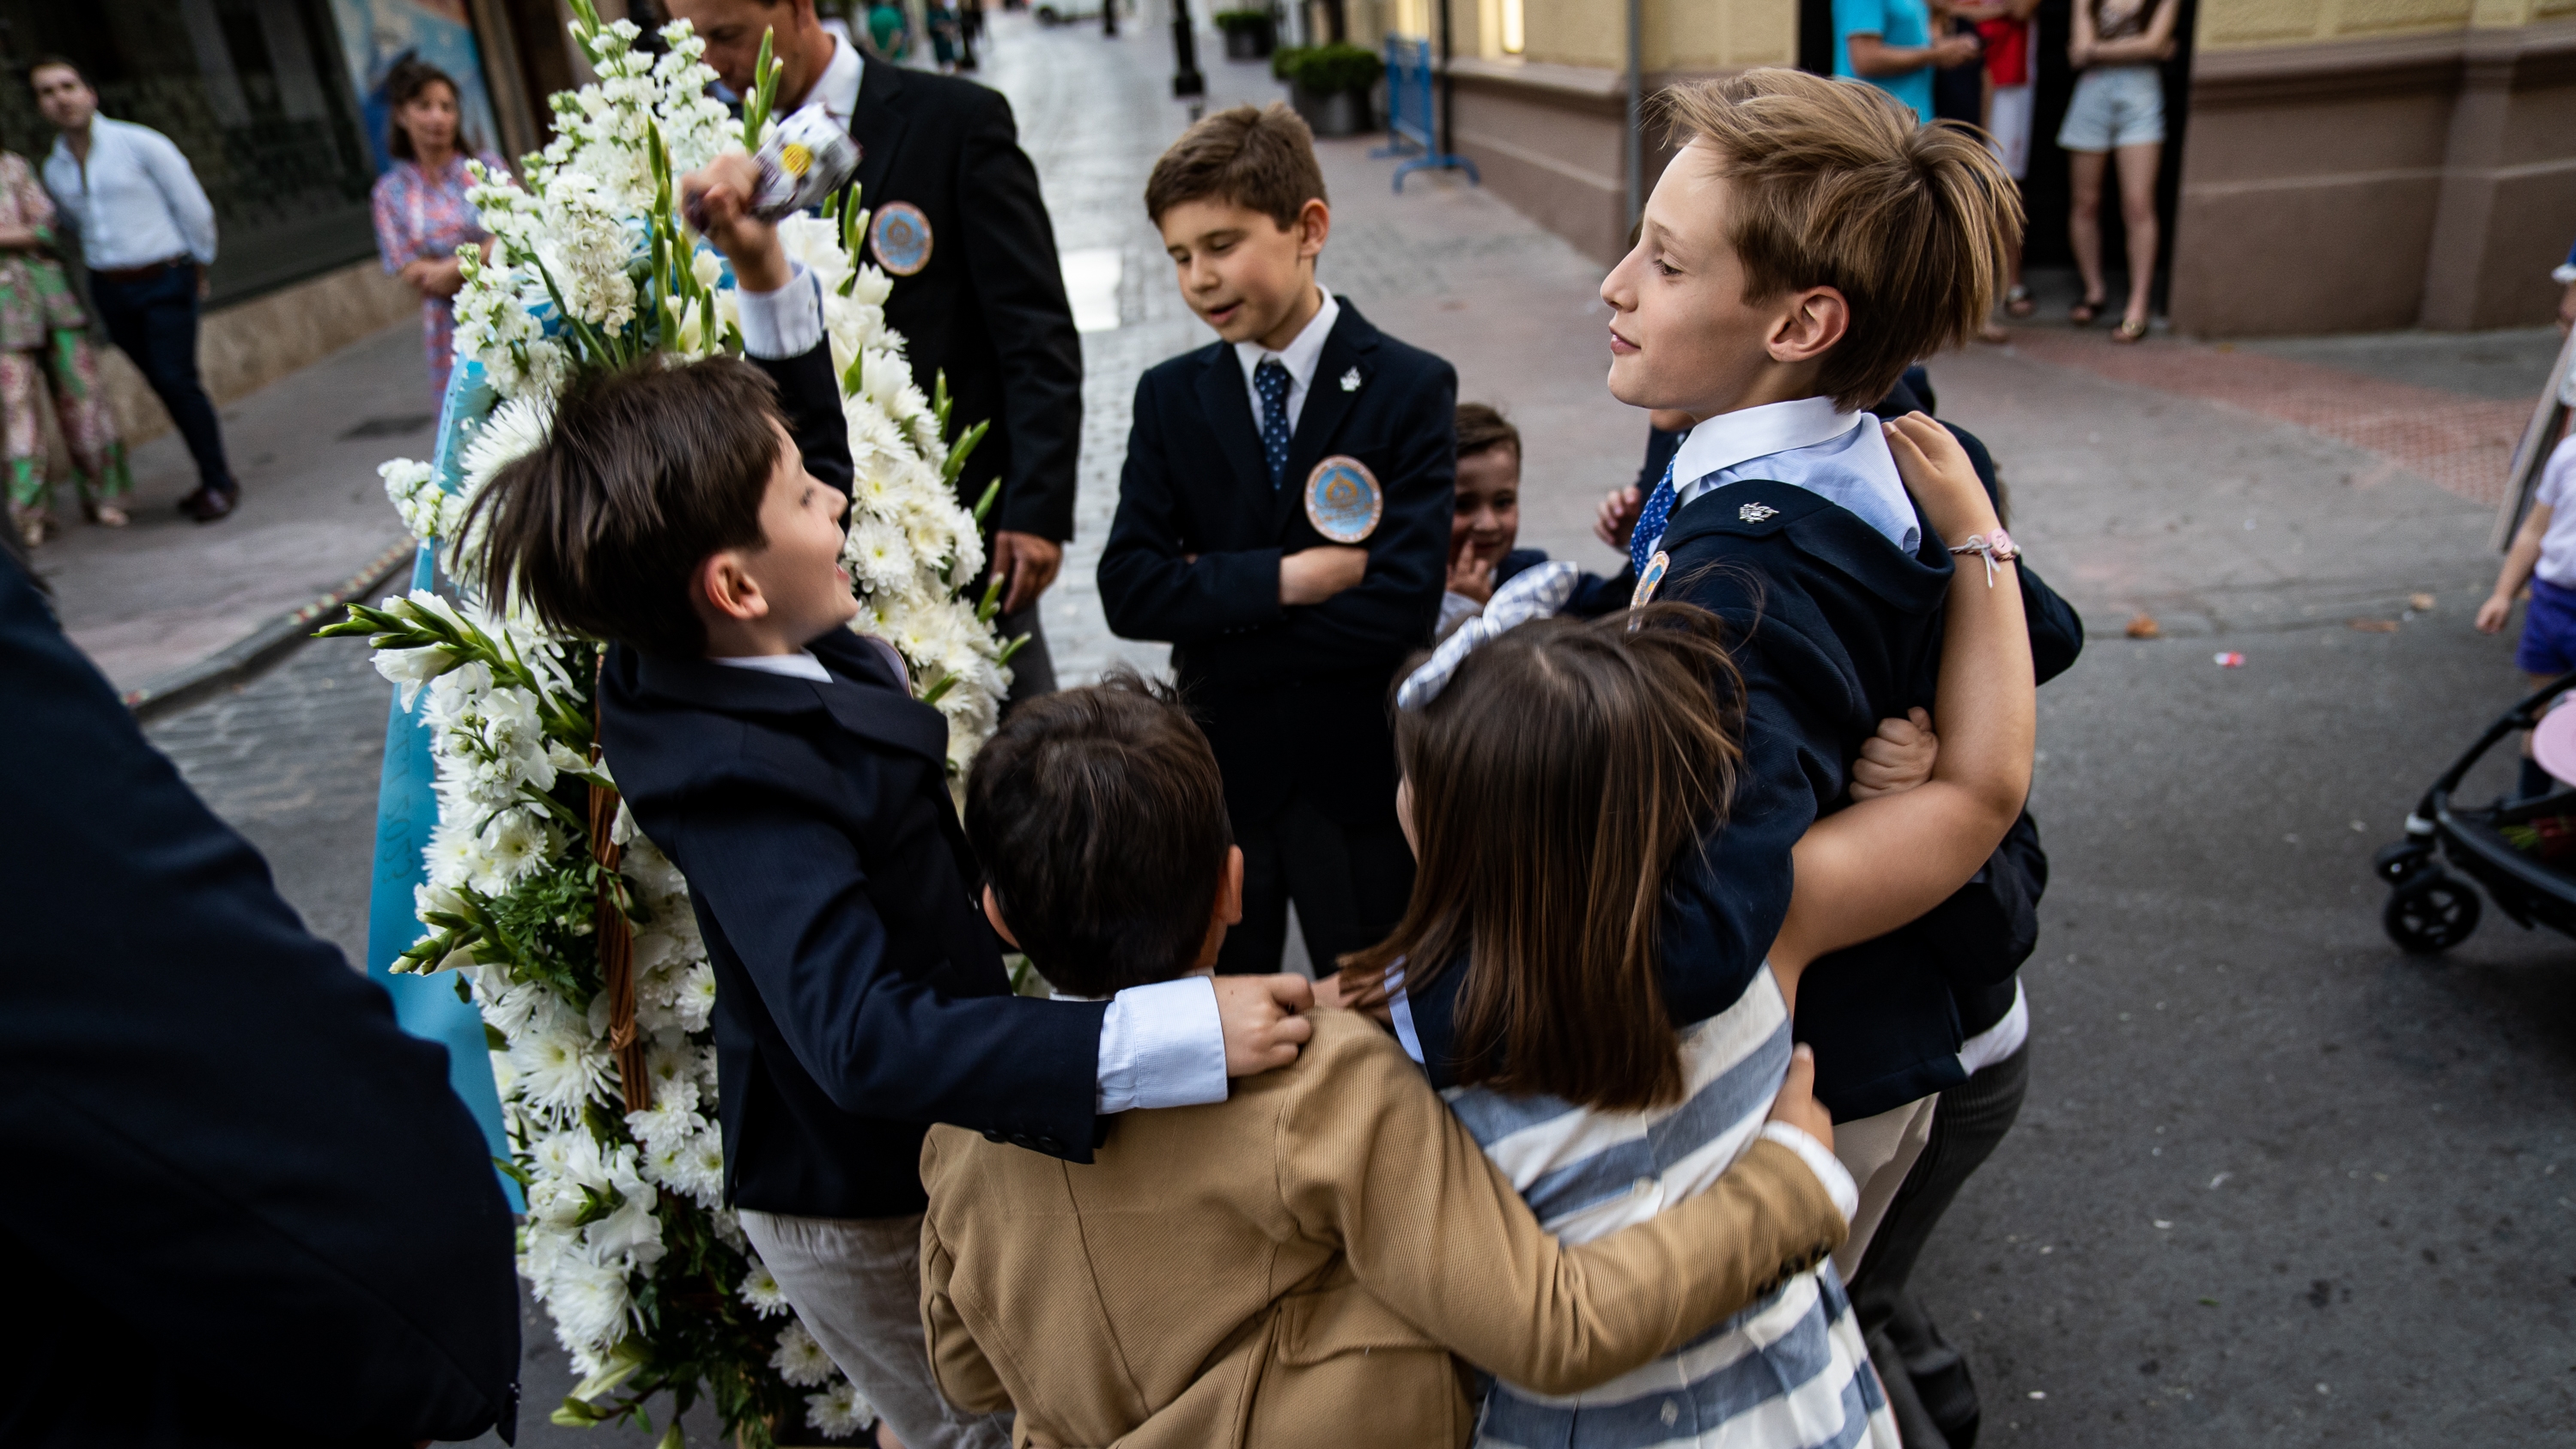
[124,540,418,724]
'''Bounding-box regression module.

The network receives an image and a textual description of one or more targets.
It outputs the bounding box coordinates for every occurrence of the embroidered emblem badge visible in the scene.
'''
[1340,367,1363,392]
[1304,456,1384,543]
[1631,550,1670,609]
[870,201,933,276]
[1739,502,1779,523]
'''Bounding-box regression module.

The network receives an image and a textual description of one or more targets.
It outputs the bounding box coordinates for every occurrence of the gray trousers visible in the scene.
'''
[739,1209,1012,1449]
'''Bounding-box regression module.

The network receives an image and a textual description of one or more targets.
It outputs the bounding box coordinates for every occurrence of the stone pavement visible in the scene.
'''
[29,318,431,695]
[127,12,2576,1445]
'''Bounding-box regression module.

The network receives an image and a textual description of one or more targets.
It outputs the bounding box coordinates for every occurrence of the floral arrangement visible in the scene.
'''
[323,4,1018,1443]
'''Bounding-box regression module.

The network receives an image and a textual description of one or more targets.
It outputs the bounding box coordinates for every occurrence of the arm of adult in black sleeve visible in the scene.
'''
[753,336,854,499]
[0,552,519,1446]
[1098,377,1290,645]
[668,778,1107,1159]
[959,88,1082,542]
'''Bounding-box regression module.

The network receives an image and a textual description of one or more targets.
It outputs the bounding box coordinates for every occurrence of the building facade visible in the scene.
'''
[1357,0,2576,335]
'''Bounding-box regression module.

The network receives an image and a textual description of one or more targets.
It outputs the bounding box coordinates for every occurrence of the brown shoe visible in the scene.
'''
[180,487,239,523]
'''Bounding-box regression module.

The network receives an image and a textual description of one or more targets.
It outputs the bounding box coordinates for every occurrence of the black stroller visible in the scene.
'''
[2374,669,2576,953]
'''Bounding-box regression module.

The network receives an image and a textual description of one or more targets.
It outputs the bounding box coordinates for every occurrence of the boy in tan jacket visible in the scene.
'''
[921,677,1858,1447]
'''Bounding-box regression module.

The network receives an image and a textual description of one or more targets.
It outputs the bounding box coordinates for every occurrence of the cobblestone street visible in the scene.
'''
[125,11,2576,1445]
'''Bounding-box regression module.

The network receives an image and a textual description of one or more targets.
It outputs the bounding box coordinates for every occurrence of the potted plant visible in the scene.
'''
[1277,42,1380,137]
[1214,7,1275,59]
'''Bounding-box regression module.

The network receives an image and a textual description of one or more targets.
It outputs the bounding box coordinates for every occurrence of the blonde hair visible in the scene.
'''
[1657,68,2023,410]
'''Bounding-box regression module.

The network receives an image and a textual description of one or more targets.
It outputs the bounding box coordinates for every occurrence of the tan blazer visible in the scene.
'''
[920,1009,1844,1449]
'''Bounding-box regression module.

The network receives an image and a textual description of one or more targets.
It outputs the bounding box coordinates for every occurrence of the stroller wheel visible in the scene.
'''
[2384,872,2482,955]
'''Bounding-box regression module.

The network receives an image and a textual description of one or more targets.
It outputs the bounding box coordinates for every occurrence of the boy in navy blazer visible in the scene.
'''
[1100,103,1454,977]
[467,157,1314,1449]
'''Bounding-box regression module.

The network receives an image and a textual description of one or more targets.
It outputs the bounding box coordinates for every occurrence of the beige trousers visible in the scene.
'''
[739,1208,1013,1449]
[1829,1094,1939,1282]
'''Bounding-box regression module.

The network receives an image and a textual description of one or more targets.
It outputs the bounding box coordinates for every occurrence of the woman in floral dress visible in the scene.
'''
[370,58,507,398]
[0,148,130,546]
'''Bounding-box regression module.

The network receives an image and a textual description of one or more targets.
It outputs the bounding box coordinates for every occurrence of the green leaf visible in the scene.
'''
[489,1155,533,1188]
[919,670,957,706]
[743,27,781,151]
[841,347,866,399]
[996,633,1031,669]
[485,1022,509,1052]
[552,1397,614,1427]
[656,1422,687,1449]
[966,474,1001,527]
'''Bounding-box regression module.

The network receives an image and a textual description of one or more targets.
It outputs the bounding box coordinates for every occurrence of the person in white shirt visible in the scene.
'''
[32,57,237,523]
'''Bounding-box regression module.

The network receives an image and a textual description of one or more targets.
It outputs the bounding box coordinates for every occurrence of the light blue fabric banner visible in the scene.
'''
[361,358,520,1208]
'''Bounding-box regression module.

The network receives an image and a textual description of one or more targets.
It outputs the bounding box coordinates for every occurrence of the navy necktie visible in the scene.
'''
[1254,358,1291,488]
[1630,455,1679,579]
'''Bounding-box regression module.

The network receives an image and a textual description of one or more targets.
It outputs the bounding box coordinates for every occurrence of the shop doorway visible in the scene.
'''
[1796,0,2197,317]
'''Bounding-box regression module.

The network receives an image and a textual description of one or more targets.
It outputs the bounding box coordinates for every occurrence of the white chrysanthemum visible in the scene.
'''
[477,809,554,892]
[460,394,555,504]
[807,1378,875,1436]
[771,1319,836,1388]
[740,1260,792,1318]
[624,1076,702,1153]
[511,1019,614,1123]
[670,1126,728,1208]
[671,962,718,1033]
[542,1254,635,1355]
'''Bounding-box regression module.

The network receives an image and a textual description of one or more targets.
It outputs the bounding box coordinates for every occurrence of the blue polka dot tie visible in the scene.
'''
[1255,357,1292,489]
[1629,455,1678,579]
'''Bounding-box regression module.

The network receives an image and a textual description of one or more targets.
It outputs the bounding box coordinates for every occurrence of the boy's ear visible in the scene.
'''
[981,884,1023,949]
[694,549,769,624]
[1766,285,1850,367]
[1293,197,1331,262]
[1217,845,1245,928]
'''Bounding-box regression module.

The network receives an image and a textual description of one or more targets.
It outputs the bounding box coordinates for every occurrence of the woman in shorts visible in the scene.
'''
[2057,0,2181,342]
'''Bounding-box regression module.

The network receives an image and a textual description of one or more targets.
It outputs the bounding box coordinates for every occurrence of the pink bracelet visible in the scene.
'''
[1948,529,2019,587]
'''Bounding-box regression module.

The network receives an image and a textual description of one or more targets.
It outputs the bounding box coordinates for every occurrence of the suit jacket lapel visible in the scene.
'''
[846,57,909,221]
[1276,300,1380,529]
[1194,347,1275,506]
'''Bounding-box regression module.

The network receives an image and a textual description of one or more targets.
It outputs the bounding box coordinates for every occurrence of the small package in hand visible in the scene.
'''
[691,109,861,228]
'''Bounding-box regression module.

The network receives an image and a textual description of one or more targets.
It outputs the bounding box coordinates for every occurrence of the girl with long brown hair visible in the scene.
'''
[1339,414,2034,1449]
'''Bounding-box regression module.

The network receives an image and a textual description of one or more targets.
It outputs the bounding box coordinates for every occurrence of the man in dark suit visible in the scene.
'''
[0,545,519,1445]
[1099,104,1454,978]
[670,0,1084,703]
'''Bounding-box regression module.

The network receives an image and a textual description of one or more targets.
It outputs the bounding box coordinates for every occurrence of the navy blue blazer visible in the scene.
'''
[1406,420,2082,1120]
[0,550,519,1446]
[1098,300,1455,828]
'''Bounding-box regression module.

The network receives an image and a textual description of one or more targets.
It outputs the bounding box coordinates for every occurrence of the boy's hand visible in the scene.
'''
[2477,593,2514,634]
[1882,413,1999,548]
[1850,707,1937,799]
[680,155,788,294]
[1215,974,1314,1076]
[1446,546,1498,605]
[1767,1045,1833,1155]
[1280,546,1368,607]
[1595,486,1643,551]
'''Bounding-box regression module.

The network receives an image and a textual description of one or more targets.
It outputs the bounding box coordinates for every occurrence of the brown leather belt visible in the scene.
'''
[91,255,190,284]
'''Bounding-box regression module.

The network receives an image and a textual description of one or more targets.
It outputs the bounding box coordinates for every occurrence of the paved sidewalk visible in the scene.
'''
[29,319,432,694]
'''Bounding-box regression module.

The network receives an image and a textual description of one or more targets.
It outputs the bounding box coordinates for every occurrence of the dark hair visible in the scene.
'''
[1656,69,2022,410]
[468,357,789,658]
[1145,102,1327,230]
[1455,401,1520,462]
[1341,603,1745,1113]
[383,56,467,163]
[964,673,1235,997]
[27,56,85,90]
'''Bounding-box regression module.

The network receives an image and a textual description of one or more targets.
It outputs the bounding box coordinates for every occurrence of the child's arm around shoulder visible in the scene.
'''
[1275,1013,1848,1395]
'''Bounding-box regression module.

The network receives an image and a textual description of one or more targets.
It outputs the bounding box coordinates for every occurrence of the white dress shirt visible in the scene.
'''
[708,650,1230,1113]
[1658,396,1922,556]
[732,263,826,360]
[1232,286,1340,438]
[42,115,217,270]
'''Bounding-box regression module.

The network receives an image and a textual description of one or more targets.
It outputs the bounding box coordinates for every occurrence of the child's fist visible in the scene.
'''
[1595,486,1643,551]
[1882,412,1998,547]
[1850,707,1938,799]
[2477,593,2513,634]
[1767,1045,1833,1155]
[680,155,787,293]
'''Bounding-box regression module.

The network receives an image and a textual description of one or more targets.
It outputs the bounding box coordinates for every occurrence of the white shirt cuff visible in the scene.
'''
[734,262,824,360]
[1095,976,1228,1113]
[1760,1121,1860,1226]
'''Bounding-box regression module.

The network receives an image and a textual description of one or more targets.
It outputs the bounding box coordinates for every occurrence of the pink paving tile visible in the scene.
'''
[2002,329,2532,506]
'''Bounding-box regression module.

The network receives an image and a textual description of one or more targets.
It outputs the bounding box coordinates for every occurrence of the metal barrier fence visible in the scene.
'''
[1372,36,1478,192]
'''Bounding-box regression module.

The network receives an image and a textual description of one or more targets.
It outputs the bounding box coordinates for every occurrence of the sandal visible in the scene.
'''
[2004,284,2034,318]
[1978,320,2011,345]
[2069,299,2103,326]
[13,506,52,546]
[2111,316,2149,344]
[82,498,128,528]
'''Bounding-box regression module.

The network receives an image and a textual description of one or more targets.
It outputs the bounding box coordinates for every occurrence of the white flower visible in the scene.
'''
[740,1260,792,1318]
[624,1076,702,1153]
[771,1318,837,1387]
[374,644,454,710]
[542,1254,635,1354]
[806,1378,875,1436]
[459,394,554,504]
[671,962,718,1033]
[510,1017,614,1123]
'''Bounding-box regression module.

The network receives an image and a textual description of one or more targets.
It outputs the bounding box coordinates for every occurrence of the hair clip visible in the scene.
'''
[1395,561,1579,710]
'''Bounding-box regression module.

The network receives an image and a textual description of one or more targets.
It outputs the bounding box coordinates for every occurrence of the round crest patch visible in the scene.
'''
[1303,456,1383,544]
[1631,549,1670,609]
[870,201,933,276]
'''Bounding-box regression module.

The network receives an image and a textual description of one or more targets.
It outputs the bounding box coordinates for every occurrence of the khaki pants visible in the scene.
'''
[1829,1094,1938,1282]
[740,1209,1013,1449]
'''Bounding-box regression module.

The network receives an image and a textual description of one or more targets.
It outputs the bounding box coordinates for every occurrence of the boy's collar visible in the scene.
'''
[710,649,833,682]
[1668,396,1862,486]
